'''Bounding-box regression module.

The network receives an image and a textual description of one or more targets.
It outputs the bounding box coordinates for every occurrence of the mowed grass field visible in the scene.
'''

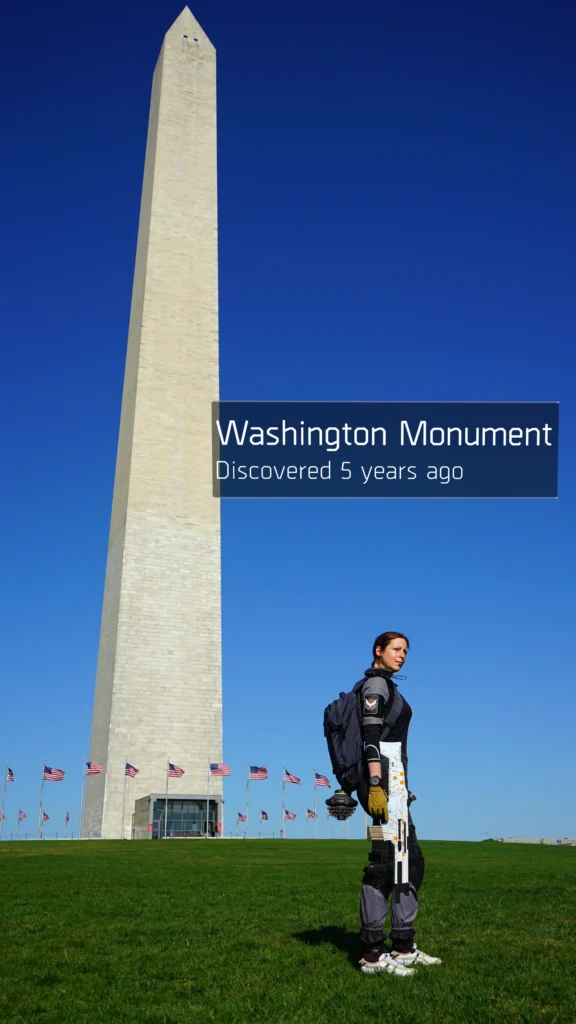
[1,839,575,1024]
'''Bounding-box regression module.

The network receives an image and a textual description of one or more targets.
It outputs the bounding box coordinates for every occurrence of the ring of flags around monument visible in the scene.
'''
[0,763,76,840]
[0,760,334,837]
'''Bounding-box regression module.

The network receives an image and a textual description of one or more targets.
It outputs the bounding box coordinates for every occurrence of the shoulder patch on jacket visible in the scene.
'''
[363,695,380,715]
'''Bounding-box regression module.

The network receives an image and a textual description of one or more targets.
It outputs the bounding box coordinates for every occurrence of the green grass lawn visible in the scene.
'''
[1,839,575,1024]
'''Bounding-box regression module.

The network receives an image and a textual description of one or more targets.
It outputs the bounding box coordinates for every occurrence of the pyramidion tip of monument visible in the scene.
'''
[165,7,214,49]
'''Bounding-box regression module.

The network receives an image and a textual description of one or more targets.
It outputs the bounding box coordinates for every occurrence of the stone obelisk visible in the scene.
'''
[83,8,221,838]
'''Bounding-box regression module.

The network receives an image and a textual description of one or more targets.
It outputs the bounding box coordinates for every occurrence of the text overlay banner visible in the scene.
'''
[211,403,558,498]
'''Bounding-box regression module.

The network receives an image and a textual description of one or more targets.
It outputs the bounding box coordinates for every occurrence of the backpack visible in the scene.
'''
[323,676,403,794]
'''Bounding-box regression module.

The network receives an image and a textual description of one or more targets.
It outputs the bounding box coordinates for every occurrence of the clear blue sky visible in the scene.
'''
[1,0,574,841]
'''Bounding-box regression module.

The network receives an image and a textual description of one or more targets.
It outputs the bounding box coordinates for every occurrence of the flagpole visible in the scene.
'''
[236,812,239,838]
[0,762,8,841]
[327,811,331,839]
[220,766,225,837]
[79,756,87,838]
[121,756,128,839]
[245,763,249,839]
[37,760,45,839]
[305,813,308,839]
[205,761,209,837]
[164,761,170,839]
[65,812,69,839]
[259,812,262,840]
[313,769,318,839]
[281,762,285,838]
[16,814,21,840]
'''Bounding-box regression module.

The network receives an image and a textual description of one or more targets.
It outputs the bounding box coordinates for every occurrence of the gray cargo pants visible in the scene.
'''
[360,813,425,953]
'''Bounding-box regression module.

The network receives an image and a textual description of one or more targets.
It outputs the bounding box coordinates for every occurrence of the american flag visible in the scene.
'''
[260,811,268,820]
[285,810,297,820]
[65,811,70,824]
[284,769,301,785]
[125,763,139,778]
[43,766,65,781]
[42,812,50,822]
[18,810,26,821]
[0,812,4,820]
[237,812,247,822]
[249,765,268,780]
[7,768,14,783]
[210,763,231,776]
[86,762,103,775]
[168,763,185,778]
[315,772,331,788]
[306,809,317,820]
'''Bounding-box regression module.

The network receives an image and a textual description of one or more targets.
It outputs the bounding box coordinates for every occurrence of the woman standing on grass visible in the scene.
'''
[357,631,442,976]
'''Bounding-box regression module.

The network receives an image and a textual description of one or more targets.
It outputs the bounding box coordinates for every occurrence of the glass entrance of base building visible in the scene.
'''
[152,799,219,838]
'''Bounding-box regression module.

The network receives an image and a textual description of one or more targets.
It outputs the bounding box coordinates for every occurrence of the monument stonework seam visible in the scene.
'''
[83,8,221,838]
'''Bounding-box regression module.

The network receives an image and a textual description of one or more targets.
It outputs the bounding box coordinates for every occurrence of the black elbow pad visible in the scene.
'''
[364,743,381,763]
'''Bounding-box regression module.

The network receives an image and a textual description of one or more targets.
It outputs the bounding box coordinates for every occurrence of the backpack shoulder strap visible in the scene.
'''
[352,677,369,714]
[380,683,403,740]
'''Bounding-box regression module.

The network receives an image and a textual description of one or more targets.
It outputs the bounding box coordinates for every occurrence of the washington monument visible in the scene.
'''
[83,8,221,838]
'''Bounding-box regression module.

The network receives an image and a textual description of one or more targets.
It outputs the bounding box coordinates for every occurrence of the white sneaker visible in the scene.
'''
[390,944,442,966]
[359,951,415,976]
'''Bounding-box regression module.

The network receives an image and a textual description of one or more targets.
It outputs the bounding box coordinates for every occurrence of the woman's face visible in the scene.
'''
[375,638,408,672]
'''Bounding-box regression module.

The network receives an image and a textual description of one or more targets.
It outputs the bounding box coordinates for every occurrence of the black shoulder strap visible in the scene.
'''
[380,683,403,740]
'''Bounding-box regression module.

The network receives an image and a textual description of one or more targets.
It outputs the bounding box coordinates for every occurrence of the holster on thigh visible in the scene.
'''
[365,835,425,898]
[362,851,394,899]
